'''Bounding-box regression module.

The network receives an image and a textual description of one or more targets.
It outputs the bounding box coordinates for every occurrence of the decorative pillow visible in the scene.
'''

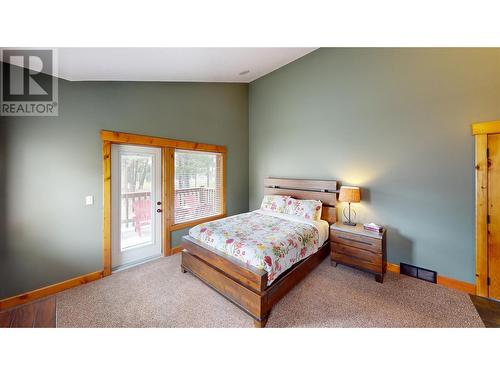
[260,195,289,213]
[285,198,323,221]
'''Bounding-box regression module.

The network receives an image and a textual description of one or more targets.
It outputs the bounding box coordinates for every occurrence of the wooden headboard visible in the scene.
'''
[263,177,339,224]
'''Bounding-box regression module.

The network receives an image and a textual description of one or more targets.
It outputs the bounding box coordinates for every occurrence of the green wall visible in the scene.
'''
[249,48,500,283]
[0,68,248,299]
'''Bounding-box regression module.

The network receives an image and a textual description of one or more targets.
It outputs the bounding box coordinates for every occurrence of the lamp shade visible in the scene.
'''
[338,186,361,203]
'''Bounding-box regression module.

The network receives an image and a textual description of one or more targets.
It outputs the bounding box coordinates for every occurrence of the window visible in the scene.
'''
[174,149,224,224]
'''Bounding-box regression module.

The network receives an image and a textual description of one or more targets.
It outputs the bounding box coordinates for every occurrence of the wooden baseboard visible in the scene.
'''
[171,246,183,255]
[0,270,103,311]
[386,263,400,273]
[387,263,476,294]
[436,274,476,294]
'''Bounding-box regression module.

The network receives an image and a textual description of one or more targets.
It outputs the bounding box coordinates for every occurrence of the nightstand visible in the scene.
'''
[330,223,387,283]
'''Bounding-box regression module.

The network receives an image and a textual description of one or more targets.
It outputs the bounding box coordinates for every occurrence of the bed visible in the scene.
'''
[180,178,338,327]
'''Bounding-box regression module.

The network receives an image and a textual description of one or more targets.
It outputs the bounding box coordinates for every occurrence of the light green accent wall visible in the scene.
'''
[171,228,190,249]
[249,48,500,283]
[0,69,248,299]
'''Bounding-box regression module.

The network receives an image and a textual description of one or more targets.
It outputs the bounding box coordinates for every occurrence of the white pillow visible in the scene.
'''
[260,195,289,213]
[285,197,323,221]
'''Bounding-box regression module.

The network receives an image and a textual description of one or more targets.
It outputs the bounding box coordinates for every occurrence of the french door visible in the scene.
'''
[111,144,162,270]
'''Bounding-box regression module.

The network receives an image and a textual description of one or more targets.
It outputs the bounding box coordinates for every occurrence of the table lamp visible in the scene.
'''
[338,186,361,226]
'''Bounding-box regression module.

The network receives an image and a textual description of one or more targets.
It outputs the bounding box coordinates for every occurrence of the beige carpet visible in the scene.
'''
[56,254,484,328]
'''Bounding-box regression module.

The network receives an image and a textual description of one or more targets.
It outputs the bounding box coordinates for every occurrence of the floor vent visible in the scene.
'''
[400,263,437,284]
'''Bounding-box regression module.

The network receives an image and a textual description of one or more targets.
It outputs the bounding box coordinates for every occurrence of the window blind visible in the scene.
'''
[174,149,223,224]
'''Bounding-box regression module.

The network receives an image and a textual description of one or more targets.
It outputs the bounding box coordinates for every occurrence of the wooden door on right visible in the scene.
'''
[488,133,500,300]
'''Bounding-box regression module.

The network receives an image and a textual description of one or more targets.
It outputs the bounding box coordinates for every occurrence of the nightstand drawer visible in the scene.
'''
[331,230,381,253]
[331,251,383,274]
[331,242,382,265]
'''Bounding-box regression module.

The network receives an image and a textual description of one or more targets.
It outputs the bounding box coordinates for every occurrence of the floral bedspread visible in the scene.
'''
[188,211,320,285]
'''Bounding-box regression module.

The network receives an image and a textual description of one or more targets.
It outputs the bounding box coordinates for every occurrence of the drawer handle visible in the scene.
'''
[337,235,373,247]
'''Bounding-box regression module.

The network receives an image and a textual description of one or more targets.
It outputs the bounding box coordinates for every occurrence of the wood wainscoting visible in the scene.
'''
[386,263,475,294]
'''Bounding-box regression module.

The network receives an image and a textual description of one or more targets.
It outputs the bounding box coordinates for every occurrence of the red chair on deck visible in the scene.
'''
[133,199,151,237]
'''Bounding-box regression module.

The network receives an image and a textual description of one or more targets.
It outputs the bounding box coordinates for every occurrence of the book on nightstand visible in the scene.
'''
[363,223,384,233]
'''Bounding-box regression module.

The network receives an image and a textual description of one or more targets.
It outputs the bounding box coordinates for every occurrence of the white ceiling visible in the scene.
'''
[2,48,317,83]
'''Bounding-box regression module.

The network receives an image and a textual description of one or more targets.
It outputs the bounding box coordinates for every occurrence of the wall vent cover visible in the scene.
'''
[400,263,437,284]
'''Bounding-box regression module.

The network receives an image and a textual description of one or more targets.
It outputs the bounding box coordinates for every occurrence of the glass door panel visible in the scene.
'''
[120,153,153,250]
[111,144,162,271]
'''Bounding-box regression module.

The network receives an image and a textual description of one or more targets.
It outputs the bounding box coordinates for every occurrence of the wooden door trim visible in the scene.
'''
[100,130,227,153]
[472,120,500,297]
[474,134,488,296]
[168,147,176,239]
[103,140,112,276]
[101,130,226,275]
[471,120,500,135]
[162,147,171,256]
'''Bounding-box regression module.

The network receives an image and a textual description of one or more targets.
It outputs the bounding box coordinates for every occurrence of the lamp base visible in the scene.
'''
[342,221,357,226]
[342,204,357,227]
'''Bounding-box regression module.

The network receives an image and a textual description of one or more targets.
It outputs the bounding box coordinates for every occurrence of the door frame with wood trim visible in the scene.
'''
[101,130,227,277]
[472,120,500,297]
[111,144,163,271]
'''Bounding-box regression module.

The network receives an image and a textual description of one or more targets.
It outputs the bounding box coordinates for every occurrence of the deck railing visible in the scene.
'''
[121,187,217,226]
[174,187,217,223]
[174,187,216,207]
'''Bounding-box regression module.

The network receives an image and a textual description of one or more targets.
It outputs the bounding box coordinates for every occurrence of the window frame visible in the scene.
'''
[169,148,226,231]
[101,130,226,276]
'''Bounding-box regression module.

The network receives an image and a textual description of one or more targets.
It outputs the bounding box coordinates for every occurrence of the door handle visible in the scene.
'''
[157,201,162,205]
[157,208,162,213]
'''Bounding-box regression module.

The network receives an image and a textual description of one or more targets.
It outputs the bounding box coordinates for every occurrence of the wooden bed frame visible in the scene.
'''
[180,178,339,327]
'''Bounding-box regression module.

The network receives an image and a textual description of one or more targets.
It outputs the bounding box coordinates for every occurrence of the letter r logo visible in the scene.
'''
[2,49,53,102]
